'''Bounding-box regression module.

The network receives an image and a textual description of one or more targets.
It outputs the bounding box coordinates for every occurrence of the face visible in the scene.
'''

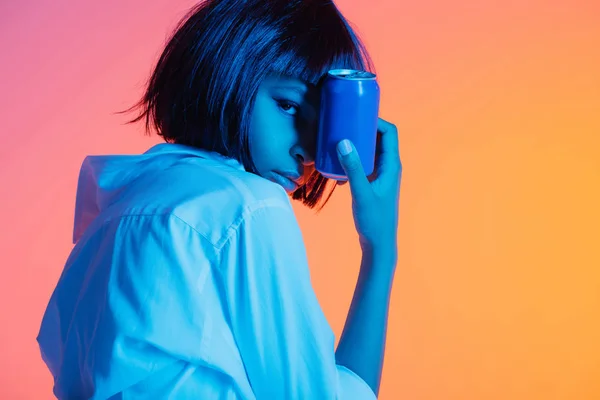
[248,74,320,193]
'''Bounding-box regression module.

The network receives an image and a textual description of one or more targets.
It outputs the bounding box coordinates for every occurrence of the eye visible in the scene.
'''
[276,99,299,116]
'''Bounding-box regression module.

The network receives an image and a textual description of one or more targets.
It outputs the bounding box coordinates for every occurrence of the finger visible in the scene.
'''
[336,139,372,205]
[376,118,402,180]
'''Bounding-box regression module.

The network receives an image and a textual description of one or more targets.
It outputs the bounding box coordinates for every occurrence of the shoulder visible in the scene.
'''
[112,157,294,249]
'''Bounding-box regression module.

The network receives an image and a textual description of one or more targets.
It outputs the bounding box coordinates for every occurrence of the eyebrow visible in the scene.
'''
[271,85,321,106]
[271,86,307,95]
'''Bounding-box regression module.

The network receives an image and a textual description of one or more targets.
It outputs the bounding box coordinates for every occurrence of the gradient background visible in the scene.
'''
[1,0,599,399]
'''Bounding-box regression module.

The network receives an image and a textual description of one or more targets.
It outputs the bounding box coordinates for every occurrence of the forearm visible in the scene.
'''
[335,246,397,395]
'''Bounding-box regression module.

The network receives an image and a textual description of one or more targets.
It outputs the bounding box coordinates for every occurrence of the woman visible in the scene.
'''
[37,0,402,398]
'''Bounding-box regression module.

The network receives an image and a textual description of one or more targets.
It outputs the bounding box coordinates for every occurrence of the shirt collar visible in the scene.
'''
[144,143,247,172]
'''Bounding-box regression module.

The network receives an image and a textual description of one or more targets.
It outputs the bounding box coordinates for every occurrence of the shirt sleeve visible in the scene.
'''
[218,197,377,400]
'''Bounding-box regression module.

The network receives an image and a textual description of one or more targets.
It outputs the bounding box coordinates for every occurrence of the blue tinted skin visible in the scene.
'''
[334,119,402,395]
[249,74,320,192]
[250,75,401,396]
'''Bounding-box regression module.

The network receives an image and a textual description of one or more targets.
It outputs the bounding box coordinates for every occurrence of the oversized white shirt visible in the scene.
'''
[37,143,376,399]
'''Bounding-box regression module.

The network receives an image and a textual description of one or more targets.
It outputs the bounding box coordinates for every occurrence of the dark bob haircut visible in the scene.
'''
[124,0,374,211]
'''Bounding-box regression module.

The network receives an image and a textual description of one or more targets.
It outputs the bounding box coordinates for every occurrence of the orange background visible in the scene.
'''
[1,0,599,399]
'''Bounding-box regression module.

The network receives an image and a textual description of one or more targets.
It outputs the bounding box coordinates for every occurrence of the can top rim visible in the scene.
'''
[327,69,376,80]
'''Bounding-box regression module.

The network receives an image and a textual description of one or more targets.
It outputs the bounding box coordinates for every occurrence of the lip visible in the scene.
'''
[278,170,304,183]
[273,173,300,192]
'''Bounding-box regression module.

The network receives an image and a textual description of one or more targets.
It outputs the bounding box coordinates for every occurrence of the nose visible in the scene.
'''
[293,127,317,165]
[293,145,315,166]
[293,113,319,165]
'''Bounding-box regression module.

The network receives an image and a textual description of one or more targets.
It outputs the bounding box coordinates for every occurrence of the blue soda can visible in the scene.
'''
[315,69,380,181]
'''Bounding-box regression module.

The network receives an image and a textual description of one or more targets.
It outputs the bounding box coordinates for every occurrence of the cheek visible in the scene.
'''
[252,118,291,153]
[248,105,295,170]
[247,125,277,173]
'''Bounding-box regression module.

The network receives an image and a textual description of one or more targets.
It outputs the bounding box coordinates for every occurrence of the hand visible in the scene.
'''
[336,118,402,255]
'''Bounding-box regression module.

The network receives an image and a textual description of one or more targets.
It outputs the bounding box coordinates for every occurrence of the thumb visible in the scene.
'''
[337,139,371,203]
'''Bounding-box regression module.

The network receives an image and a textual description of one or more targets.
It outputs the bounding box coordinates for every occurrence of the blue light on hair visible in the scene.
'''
[123,0,374,210]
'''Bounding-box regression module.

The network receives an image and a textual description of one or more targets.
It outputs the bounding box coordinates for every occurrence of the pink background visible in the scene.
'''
[1,0,599,398]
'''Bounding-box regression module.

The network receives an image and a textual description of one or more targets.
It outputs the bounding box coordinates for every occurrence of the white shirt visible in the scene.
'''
[37,143,376,399]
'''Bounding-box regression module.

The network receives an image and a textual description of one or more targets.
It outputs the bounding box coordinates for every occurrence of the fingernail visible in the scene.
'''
[338,139,352,156]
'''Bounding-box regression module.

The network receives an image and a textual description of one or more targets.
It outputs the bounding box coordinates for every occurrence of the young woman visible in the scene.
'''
[37,0,402,398]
